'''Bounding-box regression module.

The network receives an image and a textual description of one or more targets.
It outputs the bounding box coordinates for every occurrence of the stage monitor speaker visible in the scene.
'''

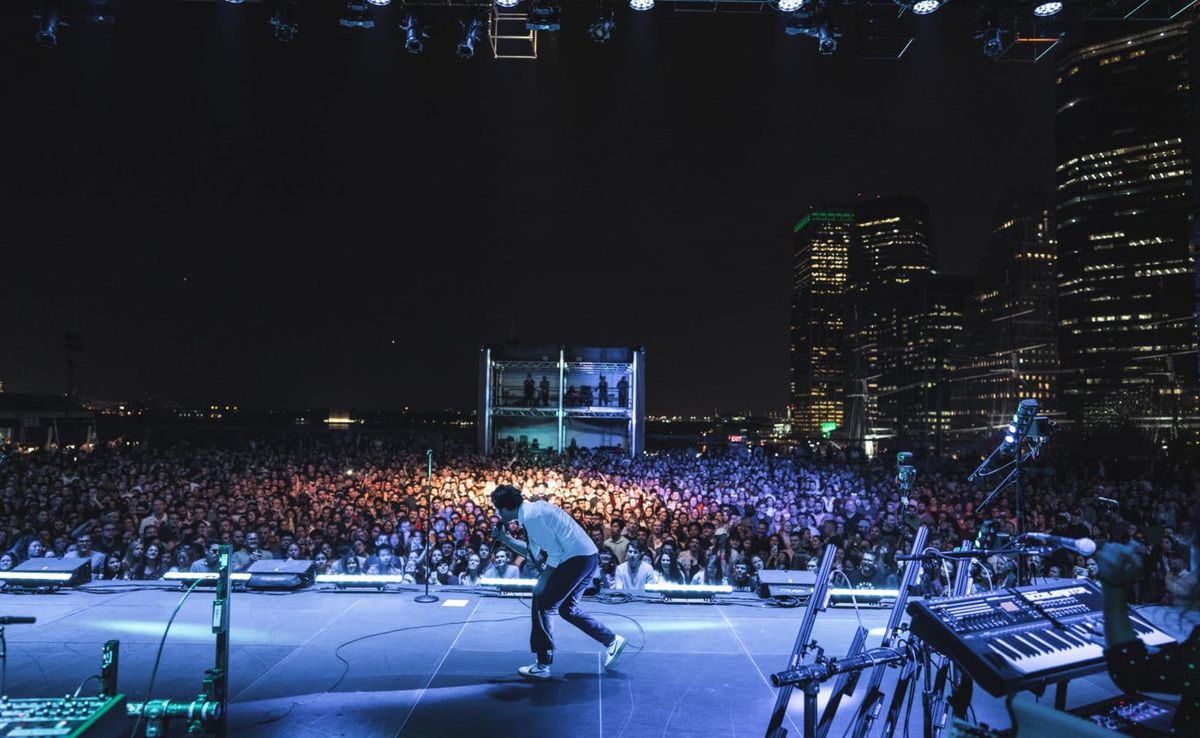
[2,557,92,589]
[245,559,315,590]
[757,570,816,599]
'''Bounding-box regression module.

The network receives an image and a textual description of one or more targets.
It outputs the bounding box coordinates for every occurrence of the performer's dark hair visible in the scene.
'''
[491,484,524,512]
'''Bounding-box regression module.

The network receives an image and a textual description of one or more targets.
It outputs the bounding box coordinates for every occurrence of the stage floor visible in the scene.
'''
[0,583,1183,738]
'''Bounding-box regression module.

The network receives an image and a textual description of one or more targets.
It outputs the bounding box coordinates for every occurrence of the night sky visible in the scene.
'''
[0,2,1058,414]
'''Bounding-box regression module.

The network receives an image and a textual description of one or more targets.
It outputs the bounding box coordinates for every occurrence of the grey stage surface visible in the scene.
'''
[0,582,1175,738]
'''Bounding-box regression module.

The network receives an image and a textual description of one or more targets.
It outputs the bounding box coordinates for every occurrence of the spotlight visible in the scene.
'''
[629,0,654,9]
[976,5,1008,59]
[784,5,840,54]
[270,0,299,42]
[769,0,805,11]
[587,3,615,43]
[817,27,838,54]
[457,13,484,59]
[225,0,246,4]
[495,0,522,7]
[526,0,561,30]
[981,28,1004,58]
[80,0,118,23]
[401,11,429,54]
[1033,1,1062,15]
[911,0,941,14]
[33,2,62,48]
[367,0,392,5]
[1000,399,1039,453]
[339,1,375,29]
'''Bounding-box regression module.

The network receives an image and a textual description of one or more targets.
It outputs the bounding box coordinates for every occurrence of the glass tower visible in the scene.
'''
[1055,20,1197,436]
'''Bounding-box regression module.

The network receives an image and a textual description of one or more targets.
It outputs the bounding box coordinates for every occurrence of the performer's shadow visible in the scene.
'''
[482,672,607,707]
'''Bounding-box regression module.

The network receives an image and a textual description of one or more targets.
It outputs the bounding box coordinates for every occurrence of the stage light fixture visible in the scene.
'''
[80,0,118,23]
[339,1,375,29]
[645,582,733,602]
[270,3,300,42]
[315,574,406,589]
[401,11,430,54]
[587,3,615,43]
[1033,1,1062,15]
[1001,399,1039,451]
[367,0,392,5]
[225,0,246,4]
[784,5,840,54]
[629,0,655,9]
[163,571,252,583]
[912,0,941,14]
[769,0,805,11]
[33,2,62,48]
[480,576,538,595]
[495,0,522,7]
[526,0,562,30]
[457,13,484,58]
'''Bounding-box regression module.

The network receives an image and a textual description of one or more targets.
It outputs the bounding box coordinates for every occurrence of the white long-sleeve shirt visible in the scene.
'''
[614,560,659,590]
[517,500,597,568]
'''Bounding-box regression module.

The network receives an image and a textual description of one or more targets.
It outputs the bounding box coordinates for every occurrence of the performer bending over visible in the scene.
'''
[490,484,627,679]
[1098,510,1199,733]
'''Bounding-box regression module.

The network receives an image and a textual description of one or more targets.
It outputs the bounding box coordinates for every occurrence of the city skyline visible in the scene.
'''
[0,4,1059,415]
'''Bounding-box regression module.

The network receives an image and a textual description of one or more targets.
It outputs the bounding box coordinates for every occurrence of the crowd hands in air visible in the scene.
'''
[0,436,1195,605]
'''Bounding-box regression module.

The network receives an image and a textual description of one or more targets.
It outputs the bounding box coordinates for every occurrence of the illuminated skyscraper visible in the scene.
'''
[1056,20,1197,436]
[791,208,852,436]
[956,193,1059,435]
[844,197,938,451]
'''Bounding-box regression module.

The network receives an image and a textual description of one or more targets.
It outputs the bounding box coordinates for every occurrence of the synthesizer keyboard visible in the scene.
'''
[0,695,124,737]
[907,580,1176,696]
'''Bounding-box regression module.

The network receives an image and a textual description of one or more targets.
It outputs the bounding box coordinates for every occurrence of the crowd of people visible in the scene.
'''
[0,435,1195,606]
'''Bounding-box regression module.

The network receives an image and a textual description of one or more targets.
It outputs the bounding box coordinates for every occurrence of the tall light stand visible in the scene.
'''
[415,449,439,603]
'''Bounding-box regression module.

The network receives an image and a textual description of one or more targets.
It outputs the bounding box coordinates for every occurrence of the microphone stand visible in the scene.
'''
[415,449,439,604]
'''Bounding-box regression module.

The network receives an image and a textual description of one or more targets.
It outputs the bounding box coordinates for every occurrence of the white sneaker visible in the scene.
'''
[603,634,627,670]
[518,662,552,680]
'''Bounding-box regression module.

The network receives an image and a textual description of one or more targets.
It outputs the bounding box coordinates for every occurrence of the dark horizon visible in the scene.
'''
[0,3,1064,415]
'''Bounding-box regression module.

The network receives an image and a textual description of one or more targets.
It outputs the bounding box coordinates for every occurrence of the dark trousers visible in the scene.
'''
[531,553,614,664]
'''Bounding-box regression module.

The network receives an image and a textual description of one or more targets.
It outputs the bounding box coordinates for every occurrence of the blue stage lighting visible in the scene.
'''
[1033,1,1062,16]
[495,0,522,7]
[770,0,805,11]
[367,0,392,5]
[784,5,840,54]
[401,12,430,54]
[588,4,615,43]
[457,15,484,59]
[34,3,62,48]
[912,0,941,14]
[629,0,655,9]
[339,1,375,29]
[526,0,562,30]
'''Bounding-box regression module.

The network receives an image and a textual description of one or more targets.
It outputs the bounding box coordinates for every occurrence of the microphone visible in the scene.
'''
[770,647,904,687]
[1022,532,1096,557]
[0,616,36,625]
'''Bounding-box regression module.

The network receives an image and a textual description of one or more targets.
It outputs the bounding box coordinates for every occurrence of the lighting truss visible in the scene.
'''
[31,1,1162,60]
